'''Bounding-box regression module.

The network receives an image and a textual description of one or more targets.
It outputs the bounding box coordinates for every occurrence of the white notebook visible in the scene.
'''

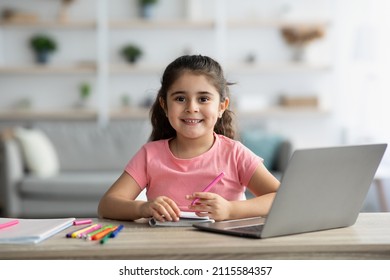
[149,212,214,227]
[0,217,75,244]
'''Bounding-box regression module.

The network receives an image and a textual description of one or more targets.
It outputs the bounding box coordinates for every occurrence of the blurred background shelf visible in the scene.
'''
[0,0,336,148]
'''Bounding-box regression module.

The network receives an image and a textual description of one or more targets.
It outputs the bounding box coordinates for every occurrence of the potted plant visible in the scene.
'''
[78,82,91,108]
[121,44,143,64]
[280,26,325,61]
[29,34,57,64]
[138,0,158,19]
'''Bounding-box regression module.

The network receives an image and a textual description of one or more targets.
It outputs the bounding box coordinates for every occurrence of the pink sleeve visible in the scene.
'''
[236,143,263,187]
[124,146,148,190]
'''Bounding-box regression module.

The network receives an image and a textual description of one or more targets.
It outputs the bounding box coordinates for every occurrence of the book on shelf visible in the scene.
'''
[149,211,214,227]
[0,217,75,244]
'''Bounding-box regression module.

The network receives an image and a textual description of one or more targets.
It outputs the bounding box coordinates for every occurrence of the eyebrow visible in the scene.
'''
[169,91,213,96]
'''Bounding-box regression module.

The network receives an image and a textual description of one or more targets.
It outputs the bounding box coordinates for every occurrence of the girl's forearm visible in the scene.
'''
[98,195,147,221]
[228,192,276,220]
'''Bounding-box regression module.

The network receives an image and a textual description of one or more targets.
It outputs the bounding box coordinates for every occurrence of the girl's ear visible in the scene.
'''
[219,97,230,117]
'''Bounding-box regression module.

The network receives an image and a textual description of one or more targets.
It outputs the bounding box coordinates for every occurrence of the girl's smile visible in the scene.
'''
[182,118,202,125]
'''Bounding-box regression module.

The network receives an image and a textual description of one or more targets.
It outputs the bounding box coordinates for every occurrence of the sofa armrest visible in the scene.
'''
[0,134,24,217]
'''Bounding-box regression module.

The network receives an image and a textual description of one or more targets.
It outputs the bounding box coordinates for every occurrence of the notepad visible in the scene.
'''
[149,212,214,227]
[0,217,75,244]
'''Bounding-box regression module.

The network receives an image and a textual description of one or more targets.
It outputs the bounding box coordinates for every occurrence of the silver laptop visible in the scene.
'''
[193,143,387,238]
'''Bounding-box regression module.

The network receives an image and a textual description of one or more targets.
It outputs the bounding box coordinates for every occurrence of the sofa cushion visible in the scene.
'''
[18,172,120,199]
[241,130,284,170]
[14,127,60,178]
[35,120,151,172]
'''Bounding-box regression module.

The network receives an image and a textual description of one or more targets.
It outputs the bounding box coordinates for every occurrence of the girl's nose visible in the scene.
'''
[185,99,199,113]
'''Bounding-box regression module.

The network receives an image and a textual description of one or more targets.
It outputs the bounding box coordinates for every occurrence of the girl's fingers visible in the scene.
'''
[161,198,180,221]
[191,192,216,200]
[152,197,180,222]
[151,208,167,222]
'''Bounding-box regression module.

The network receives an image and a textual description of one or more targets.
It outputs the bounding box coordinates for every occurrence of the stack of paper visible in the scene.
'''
[0,217,75,244]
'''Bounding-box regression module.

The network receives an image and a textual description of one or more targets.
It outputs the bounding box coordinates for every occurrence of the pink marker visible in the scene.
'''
[0,219,19,230]
[73,219,92,226]
[78,224,102,238]
[191,172,225,206]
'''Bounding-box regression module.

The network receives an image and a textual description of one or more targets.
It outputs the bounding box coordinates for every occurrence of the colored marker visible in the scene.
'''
[73,219,92,226]
[0,219,19,230]
[110,224,124,238]
[91,226,117,241]
[191,172,225,206]
[84,228,104,240]
[66,224,95,238]
[85,225,114,240]
[99,232,112,244]
[100,224,124,244]
[77,224,102,238]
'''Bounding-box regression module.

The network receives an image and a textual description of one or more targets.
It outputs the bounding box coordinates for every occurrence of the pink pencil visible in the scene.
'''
[191,172,225,206]
[0,219,19,230]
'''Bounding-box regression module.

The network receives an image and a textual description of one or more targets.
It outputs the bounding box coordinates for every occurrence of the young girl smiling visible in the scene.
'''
[98,55,280,222]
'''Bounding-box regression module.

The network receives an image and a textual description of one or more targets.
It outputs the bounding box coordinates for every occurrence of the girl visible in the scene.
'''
[98,55,280,222]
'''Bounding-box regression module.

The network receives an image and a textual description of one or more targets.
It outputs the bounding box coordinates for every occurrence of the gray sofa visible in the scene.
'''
[0,120,291,218]
[0,120,151,218]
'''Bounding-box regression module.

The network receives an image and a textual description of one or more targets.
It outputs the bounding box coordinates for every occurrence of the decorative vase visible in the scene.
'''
[35,51,50,64]
[126,56,139,64]
[140,4,155,19]
[291,45,307,62]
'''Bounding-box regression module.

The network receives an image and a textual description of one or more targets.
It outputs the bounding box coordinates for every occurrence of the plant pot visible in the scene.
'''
[140,4,155,19]
[35,51,50,64]
[126,56,139,64]
[291,45,307,62]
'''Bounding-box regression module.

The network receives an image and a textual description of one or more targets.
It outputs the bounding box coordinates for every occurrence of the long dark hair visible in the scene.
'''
[149,55,236,141]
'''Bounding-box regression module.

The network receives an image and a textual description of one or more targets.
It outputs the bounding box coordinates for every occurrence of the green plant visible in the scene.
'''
[139,0,158,6]
[138,0,158,18]
[121,44,143,63]
[29,34,57,53]
[79,82,91,100]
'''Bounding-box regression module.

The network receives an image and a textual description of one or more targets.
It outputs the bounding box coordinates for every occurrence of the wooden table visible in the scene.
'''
[1,213,390,260]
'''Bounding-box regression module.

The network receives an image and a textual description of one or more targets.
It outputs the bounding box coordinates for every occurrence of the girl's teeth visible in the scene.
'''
[184,119,200,123]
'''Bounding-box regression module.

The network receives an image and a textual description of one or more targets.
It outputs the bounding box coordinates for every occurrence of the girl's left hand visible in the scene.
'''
[186,192,232,221]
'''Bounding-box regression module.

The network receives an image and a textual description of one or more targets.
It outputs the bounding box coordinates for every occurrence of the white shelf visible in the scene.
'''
[227,19,330,29]
[0,18,329,30]
[109,19,215,29]
[0,20,96,29]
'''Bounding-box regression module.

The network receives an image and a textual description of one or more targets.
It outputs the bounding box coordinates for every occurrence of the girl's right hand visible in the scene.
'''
[140,196,181,222]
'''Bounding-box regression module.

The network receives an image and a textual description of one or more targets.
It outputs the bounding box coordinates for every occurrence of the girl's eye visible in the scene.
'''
[199,97,210,103]
[175,96,185,102]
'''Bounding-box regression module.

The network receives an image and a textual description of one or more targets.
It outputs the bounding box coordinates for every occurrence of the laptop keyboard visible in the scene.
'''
[229,224,264,233]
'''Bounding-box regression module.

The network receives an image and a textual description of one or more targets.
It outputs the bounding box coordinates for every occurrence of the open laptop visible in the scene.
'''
[193,143,387,238]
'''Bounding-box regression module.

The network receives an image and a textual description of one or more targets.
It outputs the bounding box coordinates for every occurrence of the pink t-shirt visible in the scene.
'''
[125,134,263,206]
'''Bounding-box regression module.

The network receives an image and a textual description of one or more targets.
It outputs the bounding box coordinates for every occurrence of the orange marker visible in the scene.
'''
[91,226,117,241]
